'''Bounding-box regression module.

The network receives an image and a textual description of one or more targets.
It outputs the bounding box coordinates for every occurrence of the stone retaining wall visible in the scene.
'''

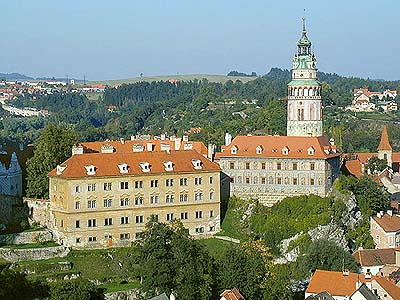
[0,229,54,245]
[0,245,70,262]
[104,289,139,300]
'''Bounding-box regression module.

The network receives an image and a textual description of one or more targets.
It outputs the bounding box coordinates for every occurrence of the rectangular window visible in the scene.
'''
[166,179,174,187]
[87,183,96,192]
[194,177,202,185]
[75,220,80,228]
[195,192,203,201]
[261,177,266,184]
[209,191,214,200]
[310,162,315,171]
[292,163,298,171]
[135,181,143,189]
[210,210,214,217]
[151,214,159,222]
[261,162,266,170]
[310,178,315,185]
[277,178,282,185]
[134,196,143,205]
[293,178,298,185]
[120,216,129,225]
[135,215,144,224]
[120,233,130,240]
[88,236,97,242]
[209,176,214,184]
[88,219,96,227]
[150,180,159,188]
[76,238,81,243]
[104,218,113,226]
[166,213,174,221]
[195,227,204,233]
[195,211,203,219]
[75,185,81,193]
[229,162,235,169]
[180,178,188,186]
[120,197,130,206]
[103,182,112,191]
[103,199,112,208]
[245,177,250,184]
[277,162,282,170]
[166,195,175,203]
[150,195,160,204]
[75,201,80,210]
[60,219,64,227]
[120,181,129,190]
[245,162,250,169]
[209,226,215,232]
[180,212,188,220]
[87,200,96,209]
[180,194,188,202]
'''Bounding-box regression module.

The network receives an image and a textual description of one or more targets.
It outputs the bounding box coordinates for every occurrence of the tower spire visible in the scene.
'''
[302,9,306,32]
[378,125,392,151]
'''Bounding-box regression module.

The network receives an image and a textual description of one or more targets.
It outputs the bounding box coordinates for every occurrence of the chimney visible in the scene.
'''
[365,272,372,279]
[387,209,393,216]
[342,269,349,276]
[183,135,189,142]
[130,135,136,141]
[147,143,153,152]
[225,133,232,146]
[329,138,335,146]
[380,211,384,217]
[377,212,381,218]
[72,144,84,155]
[120,138,125,144]
[174,138,182,150]
[161,133,166,140]
[208,144,215,161]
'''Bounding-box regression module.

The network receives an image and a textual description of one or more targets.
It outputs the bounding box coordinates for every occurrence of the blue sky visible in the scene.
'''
[1,0,399,80]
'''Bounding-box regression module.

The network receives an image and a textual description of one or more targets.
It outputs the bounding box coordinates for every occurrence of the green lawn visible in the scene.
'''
[196,238,236,258]
[92,74,257,86]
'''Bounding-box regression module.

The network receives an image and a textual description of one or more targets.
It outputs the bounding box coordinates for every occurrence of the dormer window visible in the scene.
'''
[307,147,315,156]
[140,162,151,173]
[164,161,174,171]
[192,159,202,170]
[160,143,171,152]
[133,144,145,152]
[118,163,129,174]
[272,149,278,153]
[101,144,114,153]
[282,146,289,155]
[184,143,193,150]
[256,146,263,155]
[231,146,238,155]
[85,165,96,175]
[56,165,67,175]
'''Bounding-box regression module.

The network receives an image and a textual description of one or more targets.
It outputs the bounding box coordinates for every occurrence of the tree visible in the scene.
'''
[26,123,77,198]
[134,217,214,300]
[49,278,103,300]
[365,156,388,174]
[296,239,359,277]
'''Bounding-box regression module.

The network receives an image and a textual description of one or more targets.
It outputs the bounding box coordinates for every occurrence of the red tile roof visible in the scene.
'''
[378,126,392,151]
[48,150,220,179]
[215,136,339,160]
[80,139,208,157]
[372,214,400,233]
[374,276,400,300]
[306,270,374,297]
[352,248,397,267]
[220,288,244,300]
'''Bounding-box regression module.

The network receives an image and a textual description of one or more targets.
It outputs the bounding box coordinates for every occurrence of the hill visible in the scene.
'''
[0,73,34,81]
[92,74,258,86]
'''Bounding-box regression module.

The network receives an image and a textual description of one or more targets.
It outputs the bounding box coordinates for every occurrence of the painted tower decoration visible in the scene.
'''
[287,18,323,137]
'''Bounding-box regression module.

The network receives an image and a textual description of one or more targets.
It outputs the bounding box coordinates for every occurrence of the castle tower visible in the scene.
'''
[287,18,323,137]
[377,125,392,167]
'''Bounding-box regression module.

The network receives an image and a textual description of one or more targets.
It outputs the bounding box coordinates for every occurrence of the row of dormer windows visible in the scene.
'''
[74,191,215,209]
[72,176,214,193]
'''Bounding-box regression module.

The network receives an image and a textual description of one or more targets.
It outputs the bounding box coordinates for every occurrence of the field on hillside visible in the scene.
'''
[92,74,258,86]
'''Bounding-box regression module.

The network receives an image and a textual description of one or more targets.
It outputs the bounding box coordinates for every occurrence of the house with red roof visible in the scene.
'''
[352,248,400,275]
[370,211,400,249]
[220,288,244,300]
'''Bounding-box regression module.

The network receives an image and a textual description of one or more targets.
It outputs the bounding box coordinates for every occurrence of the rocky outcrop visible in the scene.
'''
[0,245,70,262]
[104,289,139,300]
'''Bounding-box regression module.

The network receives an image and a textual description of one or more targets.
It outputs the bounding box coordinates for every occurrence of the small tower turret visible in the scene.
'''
[377,126,392,167]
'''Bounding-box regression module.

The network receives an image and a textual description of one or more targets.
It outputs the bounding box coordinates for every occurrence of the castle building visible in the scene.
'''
[215,19,340,206]
[48,150,221,249]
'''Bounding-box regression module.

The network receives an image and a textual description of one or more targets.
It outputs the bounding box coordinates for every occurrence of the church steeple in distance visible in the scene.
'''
[287,17,323,137]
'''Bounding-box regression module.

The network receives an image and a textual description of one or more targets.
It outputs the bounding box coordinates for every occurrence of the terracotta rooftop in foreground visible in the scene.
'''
[374,276,400,300]
[215,135,339,160]
[49,150,220,179]
[220,288,244,300]
[352,248,397,267]
[306,270,374,297]
[372,214,400,232]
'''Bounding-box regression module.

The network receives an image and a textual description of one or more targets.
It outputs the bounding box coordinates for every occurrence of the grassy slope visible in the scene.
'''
[92,74,257,86]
